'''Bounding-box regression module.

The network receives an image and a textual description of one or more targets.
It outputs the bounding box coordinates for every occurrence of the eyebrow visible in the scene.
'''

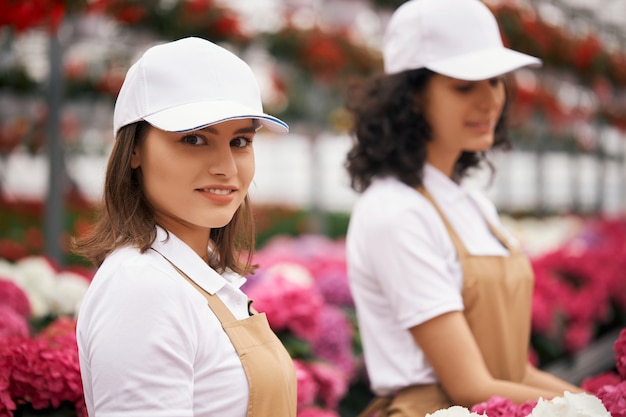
[199,125,257,135]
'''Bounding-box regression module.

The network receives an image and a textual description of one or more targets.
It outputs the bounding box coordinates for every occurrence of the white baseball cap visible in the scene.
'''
[383,0,542,80]
[113,37,288,137]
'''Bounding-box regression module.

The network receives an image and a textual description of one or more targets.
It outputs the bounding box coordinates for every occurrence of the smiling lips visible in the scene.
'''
[466,121,494,133]
[200,188,233,195]
[196,187,237,203]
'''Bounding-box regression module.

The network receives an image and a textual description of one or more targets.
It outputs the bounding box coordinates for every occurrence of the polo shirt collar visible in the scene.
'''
[151,226,247,295]
[423,163,467,204]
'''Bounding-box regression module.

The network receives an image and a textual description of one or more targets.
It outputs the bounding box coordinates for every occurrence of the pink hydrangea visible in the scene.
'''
[297,406,340,417]
[2,318,83,413]
[308,361,349,409]
[0,279,31,318]
[310,259,353,308]
[310,305,356,378]
[8,337,83,410]
[582,372,622,394]
[38,316,78,346]
[596,380,626,417]
[563,320,593,353]
[530,267,560,335]
[516,399,538,416]
[247,275,324,341]
[615,328,626,380]
[0,306,29,338]
[471,396,533,417]
[294,360,318,409]
[0,339,18,417]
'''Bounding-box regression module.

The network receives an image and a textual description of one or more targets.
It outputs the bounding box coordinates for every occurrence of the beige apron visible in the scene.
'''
[156,252,297,417]
[359,188,534,417]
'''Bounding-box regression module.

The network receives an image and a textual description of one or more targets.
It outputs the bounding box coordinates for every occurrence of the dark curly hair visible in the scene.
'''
[344,68,512,193]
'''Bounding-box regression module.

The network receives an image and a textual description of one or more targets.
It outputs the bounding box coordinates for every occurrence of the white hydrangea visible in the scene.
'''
[15,256,57,317]
[426,406,485,417]
[48,271,90,316]
[529,391,611,417]
[265,261,314,287]
[2,256,90,318]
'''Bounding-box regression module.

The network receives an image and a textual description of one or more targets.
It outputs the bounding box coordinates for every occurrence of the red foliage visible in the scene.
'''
[302,32,348,83]
[0,0,65,32]
[574,35,604,71]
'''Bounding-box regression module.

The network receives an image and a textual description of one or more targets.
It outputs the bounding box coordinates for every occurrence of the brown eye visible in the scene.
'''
[454,83,474,93]
[231,137,252,148]
[181,134,207,146]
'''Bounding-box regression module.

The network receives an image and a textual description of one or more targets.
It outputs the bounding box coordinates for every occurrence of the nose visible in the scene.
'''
[477,80,504,110]
[208,144,237,177]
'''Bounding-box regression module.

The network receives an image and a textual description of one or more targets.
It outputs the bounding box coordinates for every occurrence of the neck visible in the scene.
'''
[426,155,458,179]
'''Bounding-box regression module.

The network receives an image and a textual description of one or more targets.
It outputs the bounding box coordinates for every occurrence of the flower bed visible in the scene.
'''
[1,216,626,416]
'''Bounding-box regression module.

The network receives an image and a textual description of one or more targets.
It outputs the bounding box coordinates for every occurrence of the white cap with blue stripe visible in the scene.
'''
[113,37,288,137]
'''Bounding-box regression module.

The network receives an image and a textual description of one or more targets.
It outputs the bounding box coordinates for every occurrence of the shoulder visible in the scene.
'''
[348,177,448,249]
[353,177,437,225]
[96,247,180,289]
[80,247,197,317]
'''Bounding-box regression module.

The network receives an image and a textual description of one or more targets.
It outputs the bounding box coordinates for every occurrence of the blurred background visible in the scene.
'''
[1,0,626,416]
[1,0,625,261]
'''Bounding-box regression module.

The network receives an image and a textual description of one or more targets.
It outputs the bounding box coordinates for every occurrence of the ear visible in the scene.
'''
[130,147,141,169]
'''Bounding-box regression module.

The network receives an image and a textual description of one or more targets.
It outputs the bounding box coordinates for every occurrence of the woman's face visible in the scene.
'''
[423,74,505,171]
[131,119,256,238]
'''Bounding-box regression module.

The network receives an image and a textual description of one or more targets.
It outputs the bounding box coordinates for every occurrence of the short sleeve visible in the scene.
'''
[78,261,198,417]
[358,187,464,330]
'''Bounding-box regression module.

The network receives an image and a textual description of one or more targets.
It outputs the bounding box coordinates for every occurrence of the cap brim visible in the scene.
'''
[427,47,542,81]
[143,100,289,134]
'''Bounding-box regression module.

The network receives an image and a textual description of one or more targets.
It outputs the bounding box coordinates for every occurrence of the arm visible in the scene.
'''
[82,263,196,416]
[410,311,579,407]
[522,363,583,393]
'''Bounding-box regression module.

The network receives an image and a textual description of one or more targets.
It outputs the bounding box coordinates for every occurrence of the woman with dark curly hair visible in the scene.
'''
[344,0,583,416]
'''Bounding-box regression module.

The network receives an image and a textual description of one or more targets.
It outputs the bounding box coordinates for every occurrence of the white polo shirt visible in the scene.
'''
[346,164,516,395]
[77,226,250,417]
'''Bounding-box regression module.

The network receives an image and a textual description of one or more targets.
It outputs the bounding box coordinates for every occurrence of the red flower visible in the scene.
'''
[596,381,626,417]
[574,35,603,71]
[38,316,77,346]
[0,279,31,319]
[247,273,324,341]
[1,318,83,413]
[563,320,593,353]
[308,361,349,409]
[113,5,145,24]
[310,305,356,378]
[0,0,65,32]
[0,240,28,262]
[297,406,340,417]
[301,32,348,83]
[615,328,626,380]
[0,306,29,339]
[471,396,536,417]
[294,360,318,409]
[582,372,622,394]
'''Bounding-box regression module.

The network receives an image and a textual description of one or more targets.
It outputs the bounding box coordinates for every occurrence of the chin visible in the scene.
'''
[209,216,237,229]
[470,136,495,151]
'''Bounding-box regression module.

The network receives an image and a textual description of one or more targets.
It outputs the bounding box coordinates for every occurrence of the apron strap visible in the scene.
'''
[151,248,237,323]
[417,187,470,256]
[417,187,514,252]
